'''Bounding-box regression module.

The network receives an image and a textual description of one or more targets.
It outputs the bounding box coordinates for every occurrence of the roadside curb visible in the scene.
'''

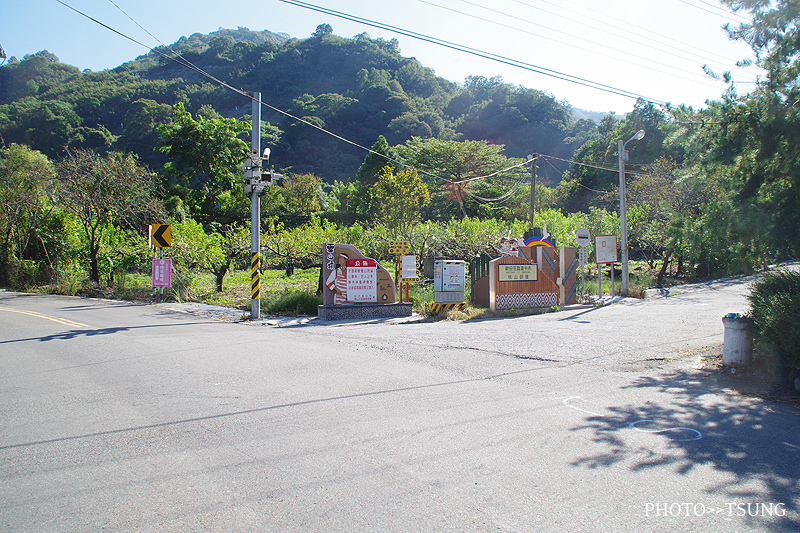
[155,302,428,327]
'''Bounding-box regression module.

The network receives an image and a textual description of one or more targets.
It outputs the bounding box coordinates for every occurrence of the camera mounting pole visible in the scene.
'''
[248,92,263,319]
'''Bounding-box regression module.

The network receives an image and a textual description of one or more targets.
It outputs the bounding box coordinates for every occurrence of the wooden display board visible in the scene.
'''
[488,256,559,311]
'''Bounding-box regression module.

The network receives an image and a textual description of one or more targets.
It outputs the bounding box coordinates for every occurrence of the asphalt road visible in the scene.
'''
[0,276,798,533]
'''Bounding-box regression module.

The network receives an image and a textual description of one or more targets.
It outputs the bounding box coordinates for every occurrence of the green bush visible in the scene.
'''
[747,269,800,372]
[263,290,322,316]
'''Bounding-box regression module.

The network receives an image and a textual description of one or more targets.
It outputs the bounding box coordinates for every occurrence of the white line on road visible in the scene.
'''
[562,396,704,441]
[628,420,703,441]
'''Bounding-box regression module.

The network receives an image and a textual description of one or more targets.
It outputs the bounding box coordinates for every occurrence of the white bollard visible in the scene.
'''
[722,315,754,367]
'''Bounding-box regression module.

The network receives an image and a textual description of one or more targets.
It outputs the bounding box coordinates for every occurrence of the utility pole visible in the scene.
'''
[618,129,645,297]
[243,92,281,319]
[528,153,538,233]
[249,93,262,319]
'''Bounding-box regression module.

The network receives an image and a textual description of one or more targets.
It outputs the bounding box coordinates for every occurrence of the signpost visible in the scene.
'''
[595,234,618,299]
[149,224,172,293]
[388,240,410,255]
[389,241,417,302]
[149,224,171,248]
[151,259,172,288]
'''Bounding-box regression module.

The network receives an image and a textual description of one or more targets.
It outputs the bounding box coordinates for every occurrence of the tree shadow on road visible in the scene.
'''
[567,368,799,532]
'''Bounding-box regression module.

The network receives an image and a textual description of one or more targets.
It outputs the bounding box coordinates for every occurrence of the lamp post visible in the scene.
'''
[618,129,645,296]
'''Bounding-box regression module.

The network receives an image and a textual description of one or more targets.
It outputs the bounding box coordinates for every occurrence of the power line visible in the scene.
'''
[463,168,530,204]
[55,0,445,183]
[60,0,672,206]
[517,0,751,68]
[106,2,542,190]
[106,0,163,47]
[520,0,751,68]
[66,0,549,196]
[452,159,531,184]
[279,0,665,104]
[675,0,752,23]
[427,0,751,89]
[543,154,650,179]
[498,0,759,84]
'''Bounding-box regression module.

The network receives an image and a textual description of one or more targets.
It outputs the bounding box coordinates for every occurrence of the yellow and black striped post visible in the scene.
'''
[251,252,261,300]
[432,302,467,314]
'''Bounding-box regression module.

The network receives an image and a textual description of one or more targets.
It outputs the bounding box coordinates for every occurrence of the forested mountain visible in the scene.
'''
[0,25,594,184]
[4,3,800,303]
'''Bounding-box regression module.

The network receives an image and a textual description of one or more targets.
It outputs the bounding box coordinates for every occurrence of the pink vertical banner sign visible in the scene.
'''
[151,258,172,288]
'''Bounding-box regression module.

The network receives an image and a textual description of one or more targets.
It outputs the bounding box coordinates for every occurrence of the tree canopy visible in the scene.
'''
[156,103,250,224]
[56,149,165,283]
[0,26,586,183]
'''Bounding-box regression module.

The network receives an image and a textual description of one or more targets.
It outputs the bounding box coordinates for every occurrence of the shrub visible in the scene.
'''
[747,269,800,372]
[263,290,322,316]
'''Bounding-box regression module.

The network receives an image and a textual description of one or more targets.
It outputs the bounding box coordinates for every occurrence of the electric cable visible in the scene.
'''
[463,172,529,203]
[279,0,665,104]
[426,0,751,89]
[674,0,751,22]
[452,159,531,184]
[105,0,539,191]
[542,153,650,179]
[541,157,612,195]
[513,0,753,68]
[66,0,682,207]
[98,0,669,184]
[59,0,464,186]
[482,0,759,84]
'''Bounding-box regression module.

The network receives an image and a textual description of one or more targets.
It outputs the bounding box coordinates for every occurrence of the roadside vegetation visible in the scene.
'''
[747,270,800,392]
[2,3,800,379]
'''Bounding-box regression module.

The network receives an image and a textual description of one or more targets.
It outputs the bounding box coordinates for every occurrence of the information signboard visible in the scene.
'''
[151,258,172,287]
[498,264,538,282]
[347,258,377,303]
[595,235,618,264]
[401,255,420,282]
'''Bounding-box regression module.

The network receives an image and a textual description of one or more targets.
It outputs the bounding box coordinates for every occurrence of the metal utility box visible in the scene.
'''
[434,260,466,303]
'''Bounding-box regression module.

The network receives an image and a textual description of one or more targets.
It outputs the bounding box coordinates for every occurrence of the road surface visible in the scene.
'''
[0,277,797,532]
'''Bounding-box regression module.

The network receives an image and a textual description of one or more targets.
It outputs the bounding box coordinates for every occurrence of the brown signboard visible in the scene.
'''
[489,256,558,311]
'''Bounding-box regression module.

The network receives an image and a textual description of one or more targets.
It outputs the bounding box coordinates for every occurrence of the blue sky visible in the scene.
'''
[2,0,761,113]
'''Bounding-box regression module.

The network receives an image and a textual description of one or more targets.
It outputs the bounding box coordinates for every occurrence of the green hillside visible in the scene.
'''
[0,25,593,184]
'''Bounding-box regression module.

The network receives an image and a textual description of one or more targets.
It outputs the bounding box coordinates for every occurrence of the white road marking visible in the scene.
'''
[563,396,704,441]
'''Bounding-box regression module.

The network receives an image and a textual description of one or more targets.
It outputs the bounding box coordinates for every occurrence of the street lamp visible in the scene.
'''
[618,129,645,296]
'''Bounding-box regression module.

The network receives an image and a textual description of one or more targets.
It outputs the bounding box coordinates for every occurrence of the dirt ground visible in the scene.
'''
[691,344,800,409]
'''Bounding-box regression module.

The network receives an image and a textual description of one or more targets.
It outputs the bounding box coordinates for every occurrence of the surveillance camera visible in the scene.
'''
[263,148,271,158]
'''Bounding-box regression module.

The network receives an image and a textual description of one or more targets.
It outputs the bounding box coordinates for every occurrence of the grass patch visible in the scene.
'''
[190,268,321,315]
[263,290,323,316]
[577,262,657,300]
